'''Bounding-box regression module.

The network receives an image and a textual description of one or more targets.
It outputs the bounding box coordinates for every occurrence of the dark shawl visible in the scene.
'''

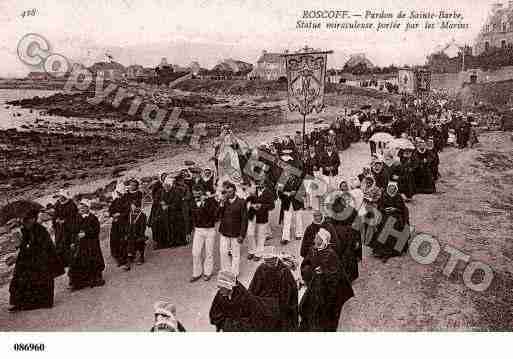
[369,193,410,258]
[327,210,361,282]
[413,151,436,194]
[108,197,130,259]
[209,282,281,332]
[52,199,80,266]
[299,247,354,331]
[69,213,105,286]
[248,260,299,331]
[9,223,65,309]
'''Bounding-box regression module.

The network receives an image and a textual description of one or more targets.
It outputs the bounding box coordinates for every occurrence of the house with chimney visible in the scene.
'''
[343,53,375,74]
[474,2,513,55]
[126,65,144,79]
[89,61,126,81]
[126,65,156,82]
[248,50,287,81]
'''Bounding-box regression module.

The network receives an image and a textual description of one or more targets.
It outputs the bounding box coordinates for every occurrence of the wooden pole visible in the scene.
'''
[302,112,306,160]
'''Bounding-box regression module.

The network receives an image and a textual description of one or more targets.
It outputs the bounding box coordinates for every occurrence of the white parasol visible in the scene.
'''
[360,121,372,132]
[388,138,416,150]
[369,132,394,143]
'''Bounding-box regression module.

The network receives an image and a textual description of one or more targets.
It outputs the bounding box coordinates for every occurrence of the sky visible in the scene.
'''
[0,0,499,77]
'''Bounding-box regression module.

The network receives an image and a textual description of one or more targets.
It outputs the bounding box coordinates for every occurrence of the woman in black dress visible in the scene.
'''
[68,200,105,290]
[9,208,65,311]
[299,228,354,331]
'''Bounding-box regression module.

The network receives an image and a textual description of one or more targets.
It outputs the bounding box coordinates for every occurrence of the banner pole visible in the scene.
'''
[302,112,306,160]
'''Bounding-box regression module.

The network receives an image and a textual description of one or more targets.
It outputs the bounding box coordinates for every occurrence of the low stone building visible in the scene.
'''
[248,50,287,81]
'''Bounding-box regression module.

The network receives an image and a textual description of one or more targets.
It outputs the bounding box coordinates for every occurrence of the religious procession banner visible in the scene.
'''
[284,51,330,116]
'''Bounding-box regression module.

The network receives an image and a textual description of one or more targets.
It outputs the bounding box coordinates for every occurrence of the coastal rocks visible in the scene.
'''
[112,166,127,177]
[5,254,16,267]
[0,127,165,199]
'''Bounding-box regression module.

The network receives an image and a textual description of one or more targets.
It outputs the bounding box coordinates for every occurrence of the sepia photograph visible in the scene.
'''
[0,0,511,356]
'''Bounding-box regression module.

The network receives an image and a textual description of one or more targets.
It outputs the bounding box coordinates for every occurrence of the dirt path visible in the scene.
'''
[341,131,513,331]
[0,132,511,331]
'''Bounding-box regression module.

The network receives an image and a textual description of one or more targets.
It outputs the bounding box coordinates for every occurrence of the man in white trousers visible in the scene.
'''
[246,179,275,261]
[319,143,341,190]
[217,181,248,278]
[190,185,219,282]
[278,157,305,244]
[302,146,320,210]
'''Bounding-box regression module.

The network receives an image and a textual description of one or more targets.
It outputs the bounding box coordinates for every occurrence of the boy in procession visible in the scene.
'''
[190,184,219,282]
[246,179,275,261]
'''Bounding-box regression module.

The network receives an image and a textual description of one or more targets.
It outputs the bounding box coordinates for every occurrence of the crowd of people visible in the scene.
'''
[7,93,480,331]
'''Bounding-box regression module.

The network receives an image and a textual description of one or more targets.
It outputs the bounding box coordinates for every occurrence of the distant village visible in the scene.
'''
[25,51,405,94]
[24,2,513,96]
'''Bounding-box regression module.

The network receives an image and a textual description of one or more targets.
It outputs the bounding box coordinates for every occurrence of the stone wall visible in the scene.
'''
[431,65,513,93]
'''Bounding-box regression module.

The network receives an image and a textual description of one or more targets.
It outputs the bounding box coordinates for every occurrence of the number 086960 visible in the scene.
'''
[13,343,45,351]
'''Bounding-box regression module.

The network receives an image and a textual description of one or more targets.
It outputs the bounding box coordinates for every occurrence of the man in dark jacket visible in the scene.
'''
[68,199,105,290]
[148,173,167,249]
[278,157,305,244]
[124,178,143,208]
[9,208,65,312]
[124,204,147,271]
[319,144,341,189]
[218,181,248,278]
[303,146,320,178]
[246,179,275,261]
[190,184,219,282]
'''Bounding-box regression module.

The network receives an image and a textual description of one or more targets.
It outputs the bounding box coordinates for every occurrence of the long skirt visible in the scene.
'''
[110,220,126,262]
[414,167,436,194]
[152,217,171,249]
[9,278,55,310]
[170,216,187,247]
[368,213,408,259]
[54,224,74,267]
[399,171,416,199]
[68,243,105,289]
